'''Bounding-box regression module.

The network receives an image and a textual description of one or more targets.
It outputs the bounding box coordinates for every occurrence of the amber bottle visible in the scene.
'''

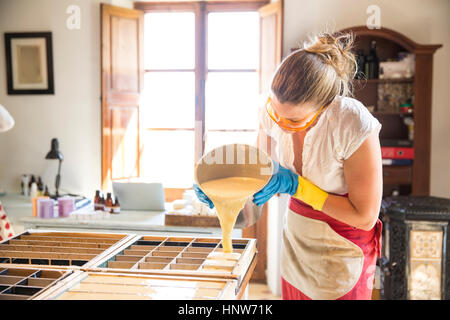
[100,194,105,211]
[94,190,102,211]
[111,196,120,214]
[105,193,114,213]
[43,185,50,197]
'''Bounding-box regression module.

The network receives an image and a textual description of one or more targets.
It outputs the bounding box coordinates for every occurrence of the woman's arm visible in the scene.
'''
[321,129,383,231]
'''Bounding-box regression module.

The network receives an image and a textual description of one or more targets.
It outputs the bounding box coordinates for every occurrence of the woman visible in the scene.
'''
[195,32,383,300]
[0,103,15,241]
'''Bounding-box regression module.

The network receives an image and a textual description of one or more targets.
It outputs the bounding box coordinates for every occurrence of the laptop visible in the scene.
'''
[112,182,165,211]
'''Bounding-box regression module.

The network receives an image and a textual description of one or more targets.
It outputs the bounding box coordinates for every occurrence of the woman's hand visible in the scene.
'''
[192,184,214,209]
[253,161,329,211]
[252,162,299,206]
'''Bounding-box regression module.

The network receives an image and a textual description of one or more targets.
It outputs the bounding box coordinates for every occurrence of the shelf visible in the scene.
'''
[354,78,414,84]
[343,25,442,196]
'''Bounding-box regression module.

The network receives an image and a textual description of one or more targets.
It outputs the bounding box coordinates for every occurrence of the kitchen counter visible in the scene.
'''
[0,193,241,238]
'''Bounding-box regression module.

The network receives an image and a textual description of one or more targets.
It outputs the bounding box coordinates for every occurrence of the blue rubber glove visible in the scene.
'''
[252,161,299,206]
[193,184,214,209]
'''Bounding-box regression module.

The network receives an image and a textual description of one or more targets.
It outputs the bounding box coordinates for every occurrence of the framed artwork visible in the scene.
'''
[4,32,54,94]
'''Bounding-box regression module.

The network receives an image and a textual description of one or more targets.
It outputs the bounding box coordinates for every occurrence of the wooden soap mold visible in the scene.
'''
[90,235,257,287]
[0,229,133,269]
[0,230,256,299]
[35,270,238,300]
[0,266,71,300]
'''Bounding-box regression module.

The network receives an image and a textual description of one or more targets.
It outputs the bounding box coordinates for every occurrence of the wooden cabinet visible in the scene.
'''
[382,166,412,185]
[340,26,441,197]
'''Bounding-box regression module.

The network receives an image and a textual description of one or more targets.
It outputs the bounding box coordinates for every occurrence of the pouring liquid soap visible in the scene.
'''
[200,177,267,253]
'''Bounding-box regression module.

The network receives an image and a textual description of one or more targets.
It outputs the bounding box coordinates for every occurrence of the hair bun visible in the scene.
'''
[304,32,356,84]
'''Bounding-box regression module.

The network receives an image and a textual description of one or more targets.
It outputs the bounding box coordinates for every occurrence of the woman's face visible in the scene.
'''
[270,95,319,134]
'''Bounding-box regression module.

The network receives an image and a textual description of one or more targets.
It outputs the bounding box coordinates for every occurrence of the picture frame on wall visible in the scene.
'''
[4,32,54,94]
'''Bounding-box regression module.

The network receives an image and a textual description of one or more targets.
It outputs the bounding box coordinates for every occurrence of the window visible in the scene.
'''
[140,12,196,188]
[137,2,266,189]
[205,11,260,153]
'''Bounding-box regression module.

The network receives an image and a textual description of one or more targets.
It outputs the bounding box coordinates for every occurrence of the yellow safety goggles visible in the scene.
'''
[265,97,326,132]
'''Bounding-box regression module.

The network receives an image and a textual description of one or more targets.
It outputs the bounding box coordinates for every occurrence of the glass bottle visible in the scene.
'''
[111,197,120,214]
[105,193,114,214]
[100,194,105,211]
[28,175,36,191]
[94,190,102,211]
[43,185,50,197]
[37,177,44,193]
[355,49,366,79]
[365,40,379,79]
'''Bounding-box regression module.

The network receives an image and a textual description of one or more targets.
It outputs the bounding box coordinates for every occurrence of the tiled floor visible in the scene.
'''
[247,282,282,300]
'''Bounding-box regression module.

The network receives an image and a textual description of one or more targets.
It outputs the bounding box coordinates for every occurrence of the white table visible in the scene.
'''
[0,194,242,238]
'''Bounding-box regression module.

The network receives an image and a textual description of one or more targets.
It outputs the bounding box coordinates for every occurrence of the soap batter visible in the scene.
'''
[199,177,266,253]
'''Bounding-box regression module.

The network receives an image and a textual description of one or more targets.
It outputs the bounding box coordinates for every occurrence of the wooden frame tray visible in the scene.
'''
[0,229,133,269]
[89,235,257,288]
[35,270,238,300]
[0,266,71,300]
[0,230,257,299]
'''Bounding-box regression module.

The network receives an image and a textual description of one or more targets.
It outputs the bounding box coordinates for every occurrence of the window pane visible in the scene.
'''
[144,12,195,69]
[141,72,195,129]
[140,130,194,188]
[205,72,260,130]
[208,12,259,69]
[204,131,258,154]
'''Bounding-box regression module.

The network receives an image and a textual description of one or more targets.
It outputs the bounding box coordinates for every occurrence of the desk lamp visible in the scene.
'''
[45,138,63,199]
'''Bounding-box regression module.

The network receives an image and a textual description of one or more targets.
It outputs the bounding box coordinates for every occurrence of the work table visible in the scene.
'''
[0,194,241,238]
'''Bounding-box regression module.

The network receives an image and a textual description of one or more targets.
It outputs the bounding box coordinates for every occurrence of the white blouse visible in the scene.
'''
[259,96,382,195]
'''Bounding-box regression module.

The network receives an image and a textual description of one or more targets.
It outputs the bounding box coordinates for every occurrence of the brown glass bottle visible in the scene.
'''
[105,193,114,213]
[94,190,102,211]
[43,185,50,197]
[100,194,105,211]
[111,196,120,214]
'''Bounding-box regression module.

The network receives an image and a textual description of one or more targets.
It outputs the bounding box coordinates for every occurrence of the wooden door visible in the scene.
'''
[101,4,144,190]
[242,0,284,282]
[258,0,283,94]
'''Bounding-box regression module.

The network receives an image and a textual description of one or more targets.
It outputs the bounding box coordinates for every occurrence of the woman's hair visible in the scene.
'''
[271,32,357,108]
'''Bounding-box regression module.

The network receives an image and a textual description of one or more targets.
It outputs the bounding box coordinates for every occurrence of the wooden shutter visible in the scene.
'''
[101,4,144,190]
[242,0,283,282]
[258,0,283,95]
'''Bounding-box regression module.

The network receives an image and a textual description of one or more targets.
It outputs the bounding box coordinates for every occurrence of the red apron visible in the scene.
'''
[281,196,382,300]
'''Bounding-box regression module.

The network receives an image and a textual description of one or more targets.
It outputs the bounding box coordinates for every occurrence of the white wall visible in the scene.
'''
[282,0,450,197]
[0,0,131,197]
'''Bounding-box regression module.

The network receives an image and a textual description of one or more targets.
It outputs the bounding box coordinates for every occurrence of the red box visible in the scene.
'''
[381,147,414,159]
